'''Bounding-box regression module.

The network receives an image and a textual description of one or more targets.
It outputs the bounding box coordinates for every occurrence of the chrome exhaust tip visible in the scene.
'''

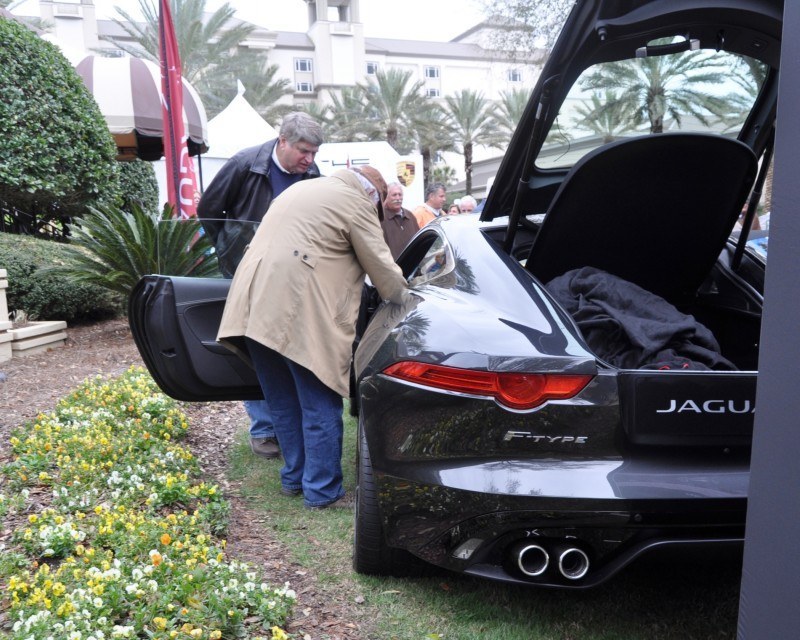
[558,547,590,580]
[513,543,550,577]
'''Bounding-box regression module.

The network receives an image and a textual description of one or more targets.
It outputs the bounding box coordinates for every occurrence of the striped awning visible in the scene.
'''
[75,55,208,161]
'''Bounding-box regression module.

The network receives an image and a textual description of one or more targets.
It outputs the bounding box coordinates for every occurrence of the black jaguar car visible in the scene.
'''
[129,0,780,588]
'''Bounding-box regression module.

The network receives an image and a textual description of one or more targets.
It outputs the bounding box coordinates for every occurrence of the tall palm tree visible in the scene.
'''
[580,51,734,133]
[487,87,529,149]
[443,89,495,194]
[324,86,373,142]
[104,0,291,119]
[230,54,293,126]
[573,90,638,143]
[413,100,456,189]
[357,68,426,152]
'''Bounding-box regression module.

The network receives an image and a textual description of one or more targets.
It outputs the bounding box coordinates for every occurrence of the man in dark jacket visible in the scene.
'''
[198,111,324,277]
[198,111,324,459]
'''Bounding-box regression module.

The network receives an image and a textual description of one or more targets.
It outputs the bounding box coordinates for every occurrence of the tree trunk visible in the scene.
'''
[421,147,432,192]
[387,126,398,151]
[464,143,474,195]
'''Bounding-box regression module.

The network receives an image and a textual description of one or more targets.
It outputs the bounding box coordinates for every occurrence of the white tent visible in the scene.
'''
[205,81,278,160]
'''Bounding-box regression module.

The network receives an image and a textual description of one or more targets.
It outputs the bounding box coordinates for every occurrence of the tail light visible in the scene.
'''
[383,361,593,411]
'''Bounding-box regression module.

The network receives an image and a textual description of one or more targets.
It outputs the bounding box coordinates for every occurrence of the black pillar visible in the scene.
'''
[737,3,800,637]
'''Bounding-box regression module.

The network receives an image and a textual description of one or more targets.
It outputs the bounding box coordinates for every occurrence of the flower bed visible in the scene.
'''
[0,367,294,640]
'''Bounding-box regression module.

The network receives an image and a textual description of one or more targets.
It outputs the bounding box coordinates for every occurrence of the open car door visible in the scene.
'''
[128,216,263,402]
[129,275,262,402]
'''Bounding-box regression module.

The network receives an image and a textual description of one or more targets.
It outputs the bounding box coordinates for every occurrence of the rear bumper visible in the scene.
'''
[375,461,748,587]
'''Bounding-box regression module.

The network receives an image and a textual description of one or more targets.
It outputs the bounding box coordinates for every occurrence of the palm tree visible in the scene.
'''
[104,0,291,119]
[580,50,734,133]
[357,68,426,152]
[412,100,456,189]
[573,90,638,143]
[324,86,373,142]
[443,90,495,194]
[487,88,529,149]
[230,54,293,126]
[431,164,457,187]
[298,101,331,129]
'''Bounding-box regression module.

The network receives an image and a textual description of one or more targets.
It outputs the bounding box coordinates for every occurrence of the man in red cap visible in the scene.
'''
[217,166,410,510]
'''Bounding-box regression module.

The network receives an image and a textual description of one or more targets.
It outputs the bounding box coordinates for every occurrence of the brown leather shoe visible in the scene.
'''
[249,437,280,459]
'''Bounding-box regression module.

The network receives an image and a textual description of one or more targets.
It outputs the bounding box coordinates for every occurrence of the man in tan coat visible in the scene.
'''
[218,167,410,509]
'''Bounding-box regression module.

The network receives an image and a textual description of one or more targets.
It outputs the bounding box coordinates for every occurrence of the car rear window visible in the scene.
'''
[537,42,768,169]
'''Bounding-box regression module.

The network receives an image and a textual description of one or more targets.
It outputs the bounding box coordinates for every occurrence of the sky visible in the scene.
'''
[13,0,488,42]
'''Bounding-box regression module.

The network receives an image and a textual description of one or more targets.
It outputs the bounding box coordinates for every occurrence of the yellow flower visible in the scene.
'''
[271,626,289,640]
[153,617,168,630]
[160,533,172,546]
[149,549,163,566]
[210,632,222,640]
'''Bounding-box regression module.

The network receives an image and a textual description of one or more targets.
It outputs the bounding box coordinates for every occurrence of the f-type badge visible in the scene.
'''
[503,431,588,444]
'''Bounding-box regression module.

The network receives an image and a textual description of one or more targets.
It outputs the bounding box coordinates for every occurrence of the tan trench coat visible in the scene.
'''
[217,169,410,397]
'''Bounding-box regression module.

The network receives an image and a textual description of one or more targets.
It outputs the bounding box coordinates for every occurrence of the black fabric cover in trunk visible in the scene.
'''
[546,267,737,371]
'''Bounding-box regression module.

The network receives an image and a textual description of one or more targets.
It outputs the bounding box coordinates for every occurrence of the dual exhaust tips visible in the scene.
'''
[508,541,590,581]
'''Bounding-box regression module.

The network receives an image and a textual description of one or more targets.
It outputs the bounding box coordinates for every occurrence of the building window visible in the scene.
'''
[426,88,440,98]
[295,58,313,72]
[507,68,522,82]
[296,82,314,93]
[424,66,440,79]
[366,61,378,75]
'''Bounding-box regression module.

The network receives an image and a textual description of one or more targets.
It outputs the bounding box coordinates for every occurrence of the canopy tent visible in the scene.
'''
[206,81,278,159]
[75,55,208,161]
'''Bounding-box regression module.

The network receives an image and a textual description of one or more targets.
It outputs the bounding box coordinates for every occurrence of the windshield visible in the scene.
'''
[537,44,768,169]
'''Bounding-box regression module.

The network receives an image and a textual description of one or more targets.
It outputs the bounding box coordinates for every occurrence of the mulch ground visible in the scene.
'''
[0,317,365,639]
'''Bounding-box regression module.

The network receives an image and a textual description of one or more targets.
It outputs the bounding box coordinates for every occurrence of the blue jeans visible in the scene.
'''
[245,338,345,508]
[243,400,276,440]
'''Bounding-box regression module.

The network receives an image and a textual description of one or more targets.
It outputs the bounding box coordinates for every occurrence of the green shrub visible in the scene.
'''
[39,203,220,299]
[118,158,160,215]
[0,17,121,219]
[0,231,121,322]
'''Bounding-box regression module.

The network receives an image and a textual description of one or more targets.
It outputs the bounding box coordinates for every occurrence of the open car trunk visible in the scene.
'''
[538,236,764,449]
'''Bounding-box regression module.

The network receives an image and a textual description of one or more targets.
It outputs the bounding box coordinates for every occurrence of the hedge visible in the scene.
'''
[0,232,121,323]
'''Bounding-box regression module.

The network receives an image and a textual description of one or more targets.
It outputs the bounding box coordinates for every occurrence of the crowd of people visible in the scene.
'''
[198,112,479,509]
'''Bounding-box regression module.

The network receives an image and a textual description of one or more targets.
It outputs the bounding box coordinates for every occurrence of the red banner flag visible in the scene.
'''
[159,0,198,218]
